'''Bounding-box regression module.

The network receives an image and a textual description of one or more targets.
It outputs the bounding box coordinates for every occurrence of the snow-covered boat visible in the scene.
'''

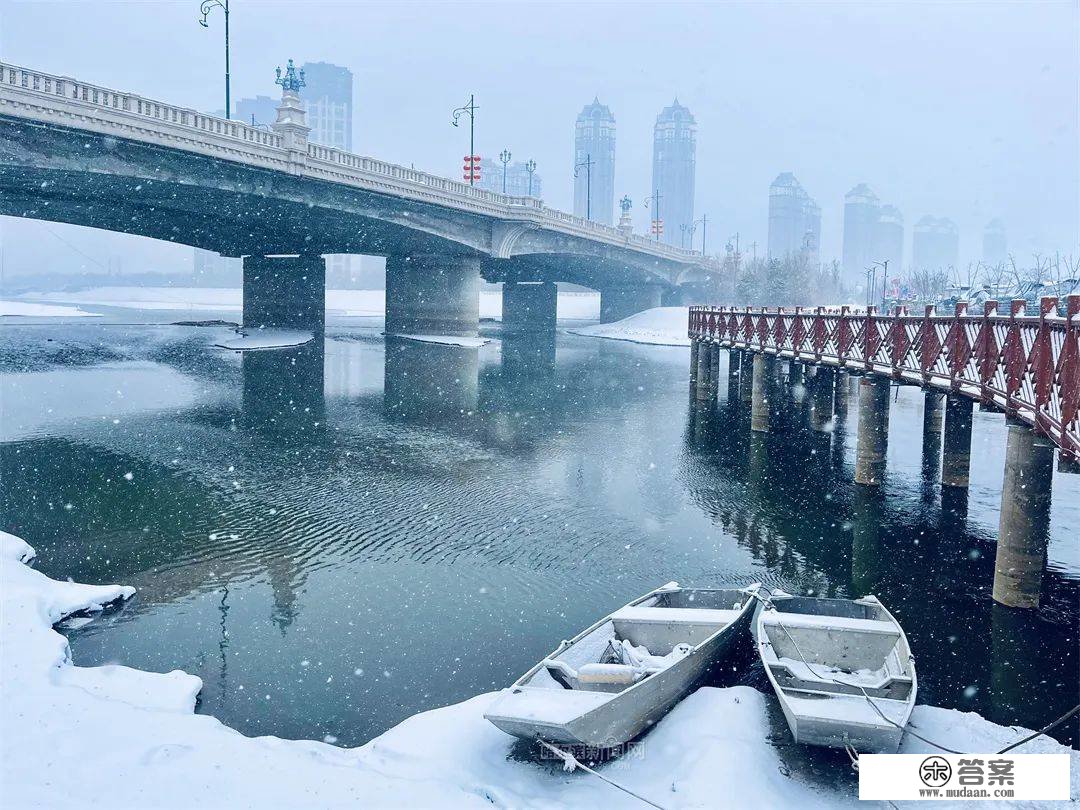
[755,594,917,753]
[484,582,759,747]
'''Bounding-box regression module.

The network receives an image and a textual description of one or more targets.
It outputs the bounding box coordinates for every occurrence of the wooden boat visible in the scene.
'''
[484,582,759,748]
[755,594,917,753]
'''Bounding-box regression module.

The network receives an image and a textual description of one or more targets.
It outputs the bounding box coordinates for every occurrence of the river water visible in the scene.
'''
[2,315,1077,748]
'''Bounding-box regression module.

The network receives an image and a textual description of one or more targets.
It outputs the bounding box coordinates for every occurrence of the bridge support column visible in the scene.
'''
[727,348,741,397]
[788,361,804,385]
[689,339,700,386]
[751,354,775,432]
[854,377,890,485]
[922,391,945,482]
[242,254,326,332]
[942,394,974,487]
[834,370,850,416]
[598,284,663,323]
[811,367,835,431]
[385,254,480,337]
[502,281,557,335]
[992,420,1054,609]
[739,351,755,404]
[695,341,713,402]
[709,345,720,399]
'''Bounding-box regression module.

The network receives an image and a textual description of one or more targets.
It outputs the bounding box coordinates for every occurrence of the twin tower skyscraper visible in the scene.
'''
[573,98,697,248]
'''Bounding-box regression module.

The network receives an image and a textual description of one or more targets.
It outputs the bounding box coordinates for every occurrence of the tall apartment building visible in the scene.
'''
[983,219,1007,265]
[651,99,696,247]
[573,98,615,224]
[767,172,821,265]
[912,216,960,271]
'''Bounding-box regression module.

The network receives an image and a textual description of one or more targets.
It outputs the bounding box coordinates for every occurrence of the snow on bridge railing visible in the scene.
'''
[1,59,709,266]
[688,297,1080,462]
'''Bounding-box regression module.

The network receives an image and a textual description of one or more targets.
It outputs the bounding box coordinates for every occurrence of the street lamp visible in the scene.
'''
[524,159,537,197]
[644,189,663,242]
[574,153,594,220]
[198,0,231,119]
[871,259,890,311]
[451,95,478,186]
[499,149,512,194]
[679,223,689,249]
[691,214,708,255]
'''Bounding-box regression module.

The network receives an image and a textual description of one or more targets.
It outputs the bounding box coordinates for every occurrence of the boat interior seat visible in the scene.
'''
[762,612,899,637]
[761,611,902,674]
[610,606,739,653]
[769,656,912,694]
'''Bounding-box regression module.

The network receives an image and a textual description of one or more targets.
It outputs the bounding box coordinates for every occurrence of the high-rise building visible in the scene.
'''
[874,205,905,274]
[983,219,1007,265]
[476,158,543,198]
[652,99,696,247]
[233,95,278,128]
[841,183,880,286]
[301,61,354,281]
[768,172,821,265]
[912,216,960,271]
[574,98,615,224]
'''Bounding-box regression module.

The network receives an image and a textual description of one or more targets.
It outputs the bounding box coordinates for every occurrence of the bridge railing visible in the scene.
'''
[1,60,711,267]
[688,298,1080,461]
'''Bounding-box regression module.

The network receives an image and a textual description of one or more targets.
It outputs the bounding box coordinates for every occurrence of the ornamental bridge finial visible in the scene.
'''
[275,59,305,94]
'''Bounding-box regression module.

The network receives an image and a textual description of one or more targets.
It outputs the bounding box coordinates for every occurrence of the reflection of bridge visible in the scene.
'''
[0,61,721,334]
[687,301,1080,612]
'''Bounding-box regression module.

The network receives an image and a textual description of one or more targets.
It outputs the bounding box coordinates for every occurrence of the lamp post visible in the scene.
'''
[524,159,537,197]
[452,95,478,185]
[198,0,231,119]
[872,259,890,311]
[499,149,512,194]
[645,189,663,242]
[864,264,878,308]
[691,214,708,255]
[574,153,594,220]
[680,223,689,249]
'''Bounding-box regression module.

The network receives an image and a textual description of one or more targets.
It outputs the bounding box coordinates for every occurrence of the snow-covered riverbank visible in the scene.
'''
[568,307,691,347]
[2,530,1074,809]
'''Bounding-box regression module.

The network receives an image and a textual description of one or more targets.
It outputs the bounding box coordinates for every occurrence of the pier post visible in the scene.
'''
[689,339,700,386]
[385,253,480,337]
[501,281,557,335]
[922,391,945,483]
[854,377,890,485]
[751,354,774,432]
[242,253,326,332]
[833,370,850,416]
[709,344,721,399]
[992,419,1054,609]
[739,351,754,404]
[788,361,804,385]
[811,367,835,431]
[695,341,713,402]
[727,349,741,398]
[942,394,974,487]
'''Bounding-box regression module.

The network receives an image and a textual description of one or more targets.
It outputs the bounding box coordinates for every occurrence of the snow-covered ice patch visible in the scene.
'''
[216,329,315,351]
[24,287,243,312]
[0,299,101,318]
[568,306,691,346]
[2,527,1076,809]
[395,334,491,348]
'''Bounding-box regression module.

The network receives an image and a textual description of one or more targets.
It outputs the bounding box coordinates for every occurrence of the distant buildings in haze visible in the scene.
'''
[476,158,543,198]
[233,95,277,128]
[912,216,959,272]
[841,184,907,286]
[767,173,821,265]
[574,98,616,224]
[652,99,696,247]
[983,219,1007,265]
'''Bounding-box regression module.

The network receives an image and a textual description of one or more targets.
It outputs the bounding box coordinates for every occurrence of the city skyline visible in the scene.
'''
[652,99,696,247]
[574,97,615,224]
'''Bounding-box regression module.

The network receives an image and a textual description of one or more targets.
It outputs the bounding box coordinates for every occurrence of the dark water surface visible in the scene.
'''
[2,319,1077,748]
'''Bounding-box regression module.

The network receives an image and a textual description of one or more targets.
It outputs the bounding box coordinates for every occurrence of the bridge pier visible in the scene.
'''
[385,254,480,337]
[709,345,720,398]
[501,281,557,335]
[599,284,663,323]
[833,370,851,416]
[750,354,775,433]
[942,394,974,487]
[810,367,835,431]
[727,348,741,398]
[689,339,700,386]
[992,419,1054,609]
[922,391,945,483]
[739,351,755,404]
[854,377,890,485]
[242,254,326,332]
[695,341,713,402]
[788,361,804,385]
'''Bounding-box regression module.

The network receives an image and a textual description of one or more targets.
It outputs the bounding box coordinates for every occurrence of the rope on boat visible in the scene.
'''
[748,589,1080,757]
[537,740,669,810]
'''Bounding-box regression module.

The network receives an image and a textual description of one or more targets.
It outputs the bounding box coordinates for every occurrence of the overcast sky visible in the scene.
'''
[1,0,1077,278]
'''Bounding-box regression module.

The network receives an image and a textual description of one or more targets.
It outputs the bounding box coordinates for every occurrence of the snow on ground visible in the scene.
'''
[0,299,100,318]
[215,328,315,351]
[20,287,601,321]
[396,334,491,348]
[568,306,691,346]
[3,529,1075,809]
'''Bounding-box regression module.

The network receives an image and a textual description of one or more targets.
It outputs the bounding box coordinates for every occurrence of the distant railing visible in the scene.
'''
[689,298,1080,461]
[0,60,709,266]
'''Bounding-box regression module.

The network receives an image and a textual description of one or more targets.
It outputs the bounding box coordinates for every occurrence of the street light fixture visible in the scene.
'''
[524,159,537,197]
[574,153,594,220]
[451,95,478,186]
[644,189,663,242]
[499,149,512,194]
[198,0,231,120]
[691,214,708,255]
[871,259,890,311]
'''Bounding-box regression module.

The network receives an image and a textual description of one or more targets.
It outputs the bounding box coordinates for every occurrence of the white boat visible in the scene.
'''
[484,582,759,748]
[755,594,917,753]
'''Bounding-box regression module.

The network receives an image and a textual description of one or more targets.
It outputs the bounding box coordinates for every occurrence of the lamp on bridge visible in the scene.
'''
[617,195,633,236]
[198,0,231,119]
[499,149,512,195]
[273,60,309,151]
[525,159,537,198]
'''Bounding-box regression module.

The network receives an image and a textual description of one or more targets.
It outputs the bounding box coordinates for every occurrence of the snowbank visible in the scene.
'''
[215,328,315,351]
[2,530,1075,809]
[396,334,491,348]
[0,299,100,318]
[568,306,691,346]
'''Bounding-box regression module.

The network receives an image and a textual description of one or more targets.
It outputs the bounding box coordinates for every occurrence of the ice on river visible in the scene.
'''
[215,328,315,351]
[1,530,1075,809]
[568,306,692,347]
[0,299,101,318]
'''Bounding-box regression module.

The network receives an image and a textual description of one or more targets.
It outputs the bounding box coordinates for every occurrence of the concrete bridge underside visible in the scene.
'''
[0,115,702,334]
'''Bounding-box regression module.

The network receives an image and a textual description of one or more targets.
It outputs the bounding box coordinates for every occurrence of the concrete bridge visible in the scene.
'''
[687,301,1080,611]
[0,61,721,335]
